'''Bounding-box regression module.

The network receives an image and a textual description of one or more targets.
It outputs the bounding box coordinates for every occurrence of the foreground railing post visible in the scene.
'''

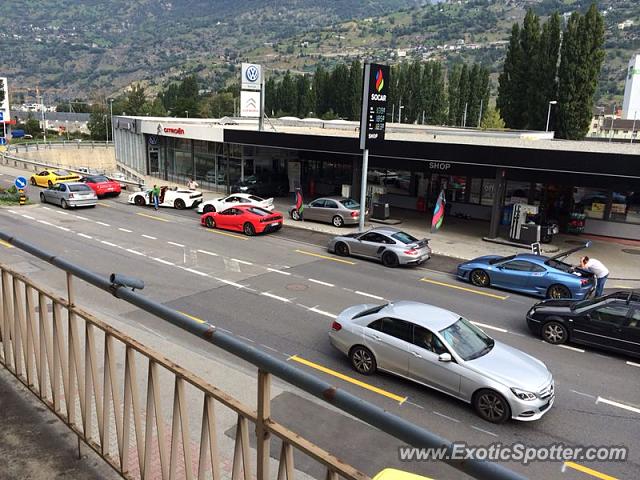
[256,369,271,480]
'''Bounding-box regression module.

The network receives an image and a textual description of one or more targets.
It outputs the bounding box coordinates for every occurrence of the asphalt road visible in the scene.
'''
[0,167,638,480]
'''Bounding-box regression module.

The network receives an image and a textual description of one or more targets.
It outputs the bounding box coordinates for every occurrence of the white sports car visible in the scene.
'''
[197,193,274,214]
[128,186,203,210]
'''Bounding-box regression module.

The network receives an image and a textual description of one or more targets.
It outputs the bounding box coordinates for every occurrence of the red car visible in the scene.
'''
[200,205,283,236]
[81,175,122,197]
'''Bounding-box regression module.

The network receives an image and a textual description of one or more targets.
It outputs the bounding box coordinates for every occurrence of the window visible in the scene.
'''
[480,180,495,206]
[360,232,387,243]
[531,264,547,273]
[612,191,640,224]
[310,199,325,208]
[627,310,640,329]
[369,318,413,343]
[249,195,265,202]
[591,304,629,326]
[412,326,448,354]
[391,231,419,244]
[340,198,360,209]
[439,317,494,361]
[324,200,338,209]
[69,184,92,192]
[501,260,534,271]
[574,188,608,220]
[247,207,271,216]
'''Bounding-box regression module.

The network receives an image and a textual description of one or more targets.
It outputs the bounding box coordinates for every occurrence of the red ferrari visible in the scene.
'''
[81,175,121,197]
[200,205,283,236]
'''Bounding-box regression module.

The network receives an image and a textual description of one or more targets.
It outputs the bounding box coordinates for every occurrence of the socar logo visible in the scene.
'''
[375,68,384,93]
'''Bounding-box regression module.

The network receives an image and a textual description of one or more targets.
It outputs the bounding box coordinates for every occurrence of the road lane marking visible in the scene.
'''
[95,221,111,227]
[295,249,356,265]
[55,210,69,215]
[37,220,54,226]
[570,390,596,400]
[596,396,640,415]
[198,249,218,256]
[471,321,508,333]
[54,225,71,232]
[0,239,14,249]
[237,335,255,343]
[136,212,170,222]
[558,344,584,353]
[204,229,247,240]
[309,307,337,318]
[178,311,206,324]
[261,344,278,353]
[180,267,209,277]
[289,355,407,404]
[101,241,118,247]
[142,234,157,240]
[168,241,185,247]
[152,257,175,266]
[215,278,245,289]
[432,411,460,423]
[126,249,146,256]
[74,215,89,221]
[21,214,35,220]
[563,461,618,480]
[471,425,498,437]
[232,258,253,266]
[267,268,291,275]
[308,278,334,287]
[355,290,384,300]
[97,203,113,207]
[261,292,290,303]
[420,278,508,300]
[118,228,133,233]
[77,233,93,239]
[626,361,640,368]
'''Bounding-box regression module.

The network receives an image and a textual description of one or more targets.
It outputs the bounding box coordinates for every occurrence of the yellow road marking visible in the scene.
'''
[563,462,618,480]
[420,278,508,300]
[295,249,356,265]
[179,311,206,324]
[289,355,407,404]
[96,202,113,208]
[205,228,248,240]
[0,239,14,249]
[136,212,170,222]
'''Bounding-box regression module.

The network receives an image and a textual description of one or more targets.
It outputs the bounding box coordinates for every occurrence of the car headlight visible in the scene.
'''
[528,308,536,317]
[511,387,537,401]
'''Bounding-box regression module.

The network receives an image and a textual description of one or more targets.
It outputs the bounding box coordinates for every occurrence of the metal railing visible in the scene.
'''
[0,231,527,480]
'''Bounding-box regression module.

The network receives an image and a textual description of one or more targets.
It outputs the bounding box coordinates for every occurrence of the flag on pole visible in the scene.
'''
[431,189,446,232]
[295,188,304,215]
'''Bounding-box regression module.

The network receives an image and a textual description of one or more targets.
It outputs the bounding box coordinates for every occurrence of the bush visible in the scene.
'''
[7,185,17,194]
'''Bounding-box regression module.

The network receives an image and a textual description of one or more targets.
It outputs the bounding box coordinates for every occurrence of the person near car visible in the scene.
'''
[580,256,609,297]
[151,184,161,210]
[187,179,199,190]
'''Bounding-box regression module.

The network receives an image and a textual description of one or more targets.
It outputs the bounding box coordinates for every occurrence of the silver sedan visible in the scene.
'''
[329,301,554,423]
[40,182,98,209]
[289,197,363,227]
[328,227,430,267]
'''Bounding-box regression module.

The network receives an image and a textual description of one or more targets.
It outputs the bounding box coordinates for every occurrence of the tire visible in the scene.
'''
[243,222,255,236]
[48,180,53,188]
[203,204,215,214]
[134,195,146,206]
[547,284,571,299]
[470,269,490,287]
[349,346,377,375]
[473,389,511,424]
[381,251,399,268]
[204,216,216,229]
[174,199,186,210]
[31,177,37,186]
[332,215,344,228]
[291,209,301,221]
[40,193,46,204]
[61,199,68,210]
[334,242,349,257]
[542,321,568,345]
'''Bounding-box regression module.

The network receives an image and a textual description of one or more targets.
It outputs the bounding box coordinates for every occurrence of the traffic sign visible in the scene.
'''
[0,112,4,121]
[0,137,6,145]
[15,176,27,189]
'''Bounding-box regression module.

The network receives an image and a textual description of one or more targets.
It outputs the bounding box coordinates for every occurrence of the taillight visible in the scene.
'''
[68,193,74,199]
[404,249,419,255]
[350,211,359,217]
[581,278,590,285]
[331,321,342,331]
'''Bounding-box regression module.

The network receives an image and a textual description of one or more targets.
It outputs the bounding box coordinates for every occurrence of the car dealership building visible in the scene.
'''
[113,115,640,240]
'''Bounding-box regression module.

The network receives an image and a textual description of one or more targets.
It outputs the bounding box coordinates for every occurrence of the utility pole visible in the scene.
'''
[259,72,265,131]
[40,94,47,143]
[422,110,425,125]
[478,99,483,127]
[109,98,115,146]
[462,102,468,127]
[398,99,403,123]
[609,104,616,143]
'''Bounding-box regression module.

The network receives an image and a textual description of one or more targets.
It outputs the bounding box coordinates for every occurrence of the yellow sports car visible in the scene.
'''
[373,469,433,480]
[30,169,81,188]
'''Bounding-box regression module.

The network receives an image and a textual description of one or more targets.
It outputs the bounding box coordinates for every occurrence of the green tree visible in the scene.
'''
[87,105,109,140]
[497,24,525,128]
[424,62,447,125]
[125,85,147,116]
[348,60,363,121]
[447,64,462,126]
[24,114,42,137]
[530,12,561,130]
[202,92,234,118]
[557,4,605,139]
[456,64,470,126]
[296,75,314,118]
[520,9,541,128]
[313,65,330,117]
[481,107,506,129]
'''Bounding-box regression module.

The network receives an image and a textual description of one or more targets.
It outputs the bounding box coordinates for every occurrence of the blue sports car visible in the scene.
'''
[457,244,595,300]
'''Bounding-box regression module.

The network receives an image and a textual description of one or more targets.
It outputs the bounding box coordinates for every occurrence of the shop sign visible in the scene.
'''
[240,90,260,117]
[359,63,389,149]
[163,127,185,135]
[242,63,262,91]
[428,161,451,171]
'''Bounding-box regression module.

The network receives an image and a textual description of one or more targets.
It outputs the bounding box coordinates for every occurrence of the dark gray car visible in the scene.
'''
[40,182,97,209]
[289,196,363,227]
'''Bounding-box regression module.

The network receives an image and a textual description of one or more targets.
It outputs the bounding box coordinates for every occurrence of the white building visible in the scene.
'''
[622,54,640,120]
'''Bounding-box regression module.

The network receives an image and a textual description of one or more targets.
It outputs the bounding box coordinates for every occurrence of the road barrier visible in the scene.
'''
[0,230,527,480]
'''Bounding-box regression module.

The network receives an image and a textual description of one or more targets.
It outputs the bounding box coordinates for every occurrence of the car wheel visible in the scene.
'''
[473,389,511,424]
[31,177,37,186]
[332,215,344,227]
[382,251,399,268]
[542,321,568,344]
[203,204,215,214]
[291,209,301,221]
[204,216,216,229]
[547,284,571,299]
[61,199,68,210]
[48,180,53,188]
[243,222,255,236]
[470,269,490,287]
[174,199,186,210]
[39,193,46,203]
[349,346,377,375]
[134,195,146,206]
[334,242,349,257]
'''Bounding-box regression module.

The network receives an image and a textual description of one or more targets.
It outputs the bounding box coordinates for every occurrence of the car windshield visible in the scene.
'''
[439,317,494,361]
[89,175,110,182]
[69,184,92,192]
[247,207,272,216]
[391,231,419,244]
[489,255,516,265]
[340,198,360,209]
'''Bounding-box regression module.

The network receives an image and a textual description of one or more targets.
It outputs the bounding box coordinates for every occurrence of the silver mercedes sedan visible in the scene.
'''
[329,301,554,423]
[327,227,431,267]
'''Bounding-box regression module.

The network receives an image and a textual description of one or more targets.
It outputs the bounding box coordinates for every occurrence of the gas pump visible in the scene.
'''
[509,203,540,244]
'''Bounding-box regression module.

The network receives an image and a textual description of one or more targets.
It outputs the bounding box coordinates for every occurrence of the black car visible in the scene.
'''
[231,174,288,197]
[526,291,640,358]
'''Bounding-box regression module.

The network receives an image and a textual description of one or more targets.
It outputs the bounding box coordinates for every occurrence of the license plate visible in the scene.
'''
[270,222,280,226]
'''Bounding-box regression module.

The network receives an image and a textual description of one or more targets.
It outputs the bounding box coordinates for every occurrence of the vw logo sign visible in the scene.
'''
[245,65,259,82]
[148,135,159,145]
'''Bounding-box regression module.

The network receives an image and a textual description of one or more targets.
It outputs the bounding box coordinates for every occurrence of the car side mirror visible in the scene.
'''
[438,353,452,362]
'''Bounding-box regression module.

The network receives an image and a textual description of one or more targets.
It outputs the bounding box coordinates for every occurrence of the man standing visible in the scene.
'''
[187,178,199,190]
[580,256,610,297]
[151,184,161,210]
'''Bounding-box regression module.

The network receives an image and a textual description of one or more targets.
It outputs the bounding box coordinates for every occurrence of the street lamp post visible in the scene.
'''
[40,95,47,143]
[545,100,558,132]
[185,110,189,118]
[109,98,114,145]
[103,115,108,142]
